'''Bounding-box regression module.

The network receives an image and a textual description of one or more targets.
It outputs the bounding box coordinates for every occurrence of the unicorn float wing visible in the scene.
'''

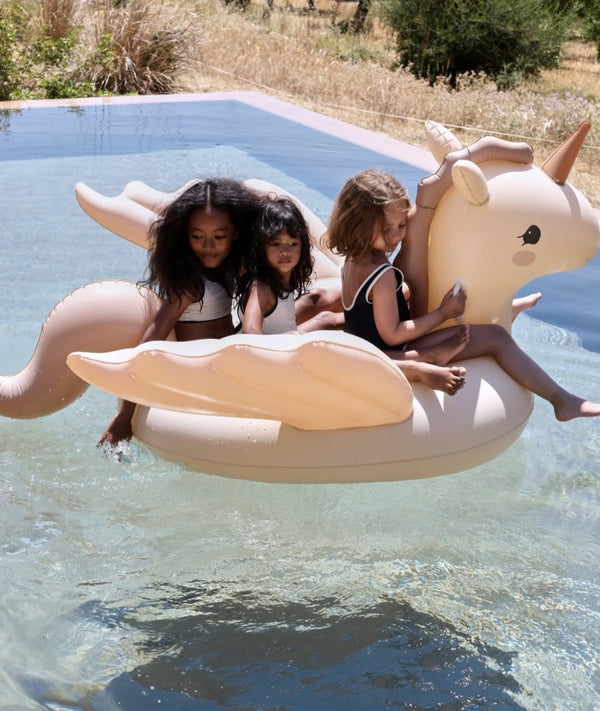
[66,333,532,482]
[67,331,414,431]
[74,177,343,277]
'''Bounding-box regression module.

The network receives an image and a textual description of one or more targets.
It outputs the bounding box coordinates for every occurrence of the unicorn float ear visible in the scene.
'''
[541,120,591,185]
[451,160,489,206]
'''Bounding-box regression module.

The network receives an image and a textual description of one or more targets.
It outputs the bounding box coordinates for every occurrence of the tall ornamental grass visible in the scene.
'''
[82,0,196,95]
[0,0,202,98]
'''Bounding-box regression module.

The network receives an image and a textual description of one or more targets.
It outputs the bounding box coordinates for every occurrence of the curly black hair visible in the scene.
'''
[141,178,262,303]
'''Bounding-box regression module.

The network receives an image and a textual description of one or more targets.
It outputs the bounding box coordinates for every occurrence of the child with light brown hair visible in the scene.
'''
[325,168,600,419]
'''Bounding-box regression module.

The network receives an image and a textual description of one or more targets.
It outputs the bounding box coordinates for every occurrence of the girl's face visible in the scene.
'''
[371,201,408,254]
[187,207,236,269]
[265,230,302,285]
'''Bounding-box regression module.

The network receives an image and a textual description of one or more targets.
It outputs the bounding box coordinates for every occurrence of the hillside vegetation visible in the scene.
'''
[186,0,600,204]
[3,0,600,203]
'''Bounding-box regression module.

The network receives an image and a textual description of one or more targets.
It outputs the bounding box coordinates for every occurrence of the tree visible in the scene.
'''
[380,0,568,89]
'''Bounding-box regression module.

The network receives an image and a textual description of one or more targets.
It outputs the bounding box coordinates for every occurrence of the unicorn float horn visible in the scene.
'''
[542,121,591,185]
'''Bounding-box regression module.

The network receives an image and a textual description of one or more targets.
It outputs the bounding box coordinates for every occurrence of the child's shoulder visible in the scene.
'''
[345,256,391,279]
[242,277,277,306]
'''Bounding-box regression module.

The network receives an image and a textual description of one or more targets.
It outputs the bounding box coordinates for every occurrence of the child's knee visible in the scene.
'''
[486,323,512,347]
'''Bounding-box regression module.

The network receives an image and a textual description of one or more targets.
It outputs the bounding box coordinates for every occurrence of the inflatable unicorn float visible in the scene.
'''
[1,121,598,483]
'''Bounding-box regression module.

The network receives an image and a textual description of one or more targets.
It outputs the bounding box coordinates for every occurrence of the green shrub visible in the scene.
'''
[41,76,95,99]
[0,0,198,99]
[30,30,77,66]
[379,0,569,89]
[578,0,600,59]
[0,7,21,100]
[23,23,89,99]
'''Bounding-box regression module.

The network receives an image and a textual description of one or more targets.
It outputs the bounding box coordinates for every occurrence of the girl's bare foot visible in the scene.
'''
[406,325,470,366]
[406,362,467,395]
[554,393,600,421]
[512,292,542,321]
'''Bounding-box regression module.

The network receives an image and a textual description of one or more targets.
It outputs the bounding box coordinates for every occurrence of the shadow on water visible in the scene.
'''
[32,585,525,710]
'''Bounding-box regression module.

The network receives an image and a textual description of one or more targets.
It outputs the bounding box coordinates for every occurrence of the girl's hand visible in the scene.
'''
[98,402,136,447]
[439,285,466,320]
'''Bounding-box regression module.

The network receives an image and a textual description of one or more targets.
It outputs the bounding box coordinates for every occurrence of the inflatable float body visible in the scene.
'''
[2,121,598,483]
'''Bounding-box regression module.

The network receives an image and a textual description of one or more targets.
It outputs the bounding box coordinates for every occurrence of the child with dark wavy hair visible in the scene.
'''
[238,195,316,334]
[144,178,260,337]
[100,178,262,446]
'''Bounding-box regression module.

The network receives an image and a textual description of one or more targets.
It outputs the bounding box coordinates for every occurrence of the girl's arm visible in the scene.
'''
[372,271,464,347]
[241,280,276,334]
[98,296,191,446]
[140,297,190,342]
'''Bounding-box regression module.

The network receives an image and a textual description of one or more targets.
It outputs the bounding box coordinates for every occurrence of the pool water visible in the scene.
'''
[1,95,599,710]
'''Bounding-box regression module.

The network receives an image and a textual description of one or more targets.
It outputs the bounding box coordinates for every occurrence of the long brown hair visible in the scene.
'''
[325,169,410,259]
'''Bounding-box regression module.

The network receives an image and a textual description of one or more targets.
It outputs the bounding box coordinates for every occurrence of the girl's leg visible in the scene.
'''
[404,324,469,366]
[455,324,600,421]
[295,286,342,325]
[297,310,345,333]
[512,292,542,321]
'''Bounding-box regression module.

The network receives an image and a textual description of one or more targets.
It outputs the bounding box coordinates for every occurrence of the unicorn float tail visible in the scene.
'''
[0,280,162,418]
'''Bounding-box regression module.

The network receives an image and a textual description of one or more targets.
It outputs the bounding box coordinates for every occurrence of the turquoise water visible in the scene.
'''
[1,101,599,710]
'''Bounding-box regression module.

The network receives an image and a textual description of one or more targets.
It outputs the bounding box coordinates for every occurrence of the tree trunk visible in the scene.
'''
[352,0,371,33]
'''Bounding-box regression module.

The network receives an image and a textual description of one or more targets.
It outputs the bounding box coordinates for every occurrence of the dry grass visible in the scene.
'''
[37,0,79,39]
[182,0,600,205]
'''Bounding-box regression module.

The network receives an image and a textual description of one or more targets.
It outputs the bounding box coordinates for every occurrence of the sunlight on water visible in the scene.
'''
[2,316,599,710]
[1,102,599,710]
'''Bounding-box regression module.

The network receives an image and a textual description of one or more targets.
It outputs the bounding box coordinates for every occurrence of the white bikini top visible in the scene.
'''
[178,279,232,322]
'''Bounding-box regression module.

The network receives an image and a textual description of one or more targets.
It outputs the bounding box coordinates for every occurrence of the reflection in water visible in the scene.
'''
[72,588,524,710]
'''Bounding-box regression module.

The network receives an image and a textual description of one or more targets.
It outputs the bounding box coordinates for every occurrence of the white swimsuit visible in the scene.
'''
[262,293,297,335]
[237,289,297,334]
[178,279,231,322]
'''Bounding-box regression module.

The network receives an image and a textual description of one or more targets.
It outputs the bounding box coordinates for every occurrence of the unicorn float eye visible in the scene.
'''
[519,225,541,246]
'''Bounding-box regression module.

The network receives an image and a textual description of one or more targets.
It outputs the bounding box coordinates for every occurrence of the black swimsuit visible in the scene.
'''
[343,264,411,351]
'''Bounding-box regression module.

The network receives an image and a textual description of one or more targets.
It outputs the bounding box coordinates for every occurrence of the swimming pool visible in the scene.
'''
[4,91,600,351]
[1,92,599,710]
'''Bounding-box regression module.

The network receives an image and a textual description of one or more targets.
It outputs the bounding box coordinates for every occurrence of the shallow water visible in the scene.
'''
[1,100,599,710]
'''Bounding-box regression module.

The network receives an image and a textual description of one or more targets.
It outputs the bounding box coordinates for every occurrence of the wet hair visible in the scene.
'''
[141,178,262,302]
[241,195,314,300]
[324,168,410,260]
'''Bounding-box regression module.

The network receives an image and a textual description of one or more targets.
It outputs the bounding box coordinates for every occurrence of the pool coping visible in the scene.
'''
[0,90,438,174]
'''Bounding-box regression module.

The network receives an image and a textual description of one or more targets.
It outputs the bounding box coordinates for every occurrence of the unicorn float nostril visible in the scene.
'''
[519,224,541,246]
